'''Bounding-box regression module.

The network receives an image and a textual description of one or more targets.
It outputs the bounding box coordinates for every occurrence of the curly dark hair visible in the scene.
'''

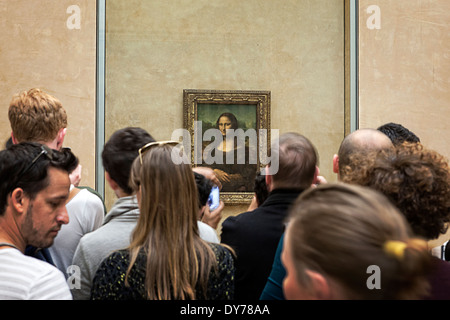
[377,122,420,145]
[341,142,450,240]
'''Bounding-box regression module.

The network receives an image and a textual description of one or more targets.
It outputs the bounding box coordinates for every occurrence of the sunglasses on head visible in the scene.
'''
[138,140,180,165]
[17,145,54,180]
[9,144,56,194]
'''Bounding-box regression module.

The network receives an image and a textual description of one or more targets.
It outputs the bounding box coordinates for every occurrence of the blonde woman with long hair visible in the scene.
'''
[91,142,234,300]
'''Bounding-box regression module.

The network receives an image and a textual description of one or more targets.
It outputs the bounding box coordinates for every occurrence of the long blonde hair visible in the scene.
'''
[127,144,216,299]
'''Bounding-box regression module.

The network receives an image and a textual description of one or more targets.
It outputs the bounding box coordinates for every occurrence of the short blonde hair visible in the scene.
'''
[8,88,67,143]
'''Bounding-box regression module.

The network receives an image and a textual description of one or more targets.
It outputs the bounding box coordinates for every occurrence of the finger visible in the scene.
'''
[212,177,222,190]
[222,173,231,183]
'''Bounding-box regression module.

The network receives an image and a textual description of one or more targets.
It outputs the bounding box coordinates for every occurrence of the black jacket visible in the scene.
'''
[220,188,304,300]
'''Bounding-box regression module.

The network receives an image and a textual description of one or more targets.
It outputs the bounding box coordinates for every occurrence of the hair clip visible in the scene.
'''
[384,240,408,260]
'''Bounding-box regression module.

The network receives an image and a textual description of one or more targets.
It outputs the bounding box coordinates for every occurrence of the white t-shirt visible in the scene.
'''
[0,248,72,300]
[197,221,219,243]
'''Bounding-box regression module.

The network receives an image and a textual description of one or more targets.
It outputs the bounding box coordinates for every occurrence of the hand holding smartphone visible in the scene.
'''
[207,185,220,210]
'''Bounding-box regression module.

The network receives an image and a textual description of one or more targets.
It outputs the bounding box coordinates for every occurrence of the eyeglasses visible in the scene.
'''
[138,140,180,164]
[16,145,54,184]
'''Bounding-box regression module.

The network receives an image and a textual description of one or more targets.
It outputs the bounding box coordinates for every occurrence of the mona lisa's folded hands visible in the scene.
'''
[193,166,223,190]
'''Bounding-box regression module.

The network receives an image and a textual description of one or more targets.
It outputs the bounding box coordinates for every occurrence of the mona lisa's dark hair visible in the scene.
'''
[215,112,238,130]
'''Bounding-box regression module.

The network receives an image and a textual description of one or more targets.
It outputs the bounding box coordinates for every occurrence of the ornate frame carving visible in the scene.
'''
[183,89,271,205]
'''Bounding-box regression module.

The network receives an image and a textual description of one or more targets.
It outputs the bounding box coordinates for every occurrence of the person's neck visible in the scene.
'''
[114,188,132,199]
[14,138,60,151]
[41,139,59,150]
[0,215,26,252]
[0,230,24,252]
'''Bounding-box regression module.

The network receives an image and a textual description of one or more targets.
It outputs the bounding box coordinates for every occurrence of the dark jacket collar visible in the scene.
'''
[260,188,305,207]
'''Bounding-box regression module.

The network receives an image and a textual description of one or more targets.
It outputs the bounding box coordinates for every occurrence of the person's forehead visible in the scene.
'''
[36,167,70,195]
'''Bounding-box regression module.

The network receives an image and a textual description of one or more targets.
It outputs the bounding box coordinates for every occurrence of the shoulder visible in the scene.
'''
[68,189,105,227]
[101,249,130,266]
[76,188,105,207]
[0,250,71,299]
[223,209,257,225]
[29,263,71,299]
[69,188,105,212]
[7,249,61,276]
[221,209,259,234]
[91,249,143,300]
[209,243,234,264]
[208,243,235,279]
[94,250,131,283]
[198,221,219,243]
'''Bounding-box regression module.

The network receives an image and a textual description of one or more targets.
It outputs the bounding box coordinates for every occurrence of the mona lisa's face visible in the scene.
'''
[218,116,233,136]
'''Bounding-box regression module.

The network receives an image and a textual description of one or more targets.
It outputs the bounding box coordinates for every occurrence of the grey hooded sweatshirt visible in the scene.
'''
[71,196,139,300]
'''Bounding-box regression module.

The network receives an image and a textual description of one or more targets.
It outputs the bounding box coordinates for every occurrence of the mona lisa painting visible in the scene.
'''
[183,89,271,204]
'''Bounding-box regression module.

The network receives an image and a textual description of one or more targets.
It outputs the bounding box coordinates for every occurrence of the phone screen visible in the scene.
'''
[207,186,220,210]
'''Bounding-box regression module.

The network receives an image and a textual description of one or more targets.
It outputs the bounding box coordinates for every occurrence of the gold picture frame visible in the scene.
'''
[183,89,271,205]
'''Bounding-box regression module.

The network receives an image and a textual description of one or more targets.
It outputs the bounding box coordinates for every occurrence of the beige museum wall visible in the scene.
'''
[0,0,97,188]
[358,0,450,161]
[104,0,346,225]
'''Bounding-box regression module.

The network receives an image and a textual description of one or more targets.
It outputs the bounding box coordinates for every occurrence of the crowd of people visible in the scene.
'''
[0,88,449,300]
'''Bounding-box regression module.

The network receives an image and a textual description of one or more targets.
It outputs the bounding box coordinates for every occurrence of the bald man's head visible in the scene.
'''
[334,128,393,179]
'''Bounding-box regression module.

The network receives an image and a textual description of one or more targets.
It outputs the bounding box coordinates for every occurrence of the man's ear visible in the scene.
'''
[55,128,67,150]
[9,188,27,214]
[332,154,339,174]
[305,270,332,300]
[11,131,19,145]
[313,166,319,183]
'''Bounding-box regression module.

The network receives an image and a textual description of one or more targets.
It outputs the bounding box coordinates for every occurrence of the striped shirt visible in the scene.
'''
[0,248,72,300]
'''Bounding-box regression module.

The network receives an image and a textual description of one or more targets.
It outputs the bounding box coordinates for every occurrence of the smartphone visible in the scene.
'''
[207,186,220,210]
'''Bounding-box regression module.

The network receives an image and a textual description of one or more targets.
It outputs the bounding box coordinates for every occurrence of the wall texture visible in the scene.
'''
[0,0,97,188]
[359,0,450,161]
[2,1,448,238]
[105,0,346,219]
